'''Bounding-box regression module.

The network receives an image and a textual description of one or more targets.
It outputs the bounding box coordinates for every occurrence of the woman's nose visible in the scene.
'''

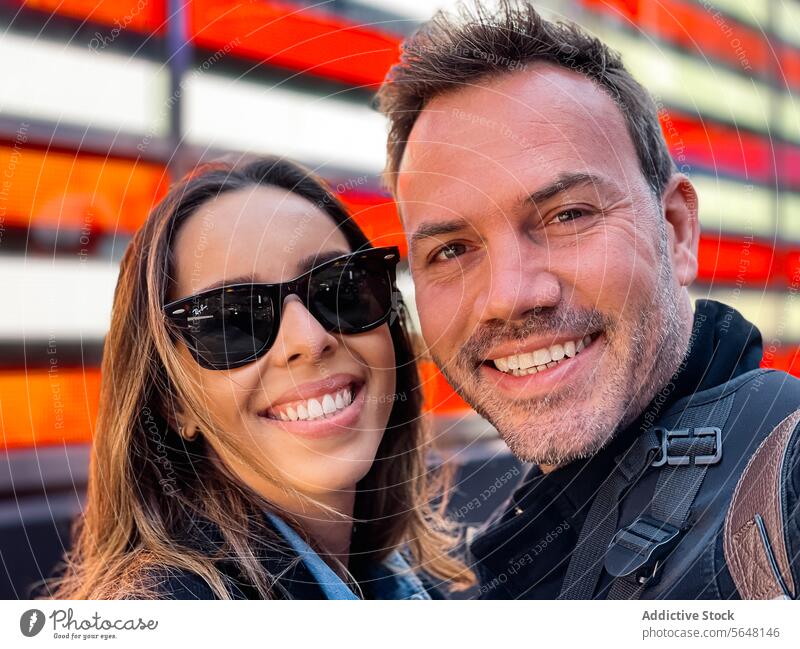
[270,294,338,366]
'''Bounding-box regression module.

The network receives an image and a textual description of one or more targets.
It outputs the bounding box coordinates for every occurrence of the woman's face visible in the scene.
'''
[168,184,396,502]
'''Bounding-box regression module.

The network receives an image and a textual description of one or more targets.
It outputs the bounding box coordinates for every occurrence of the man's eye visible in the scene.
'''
[432,242,468,262]
[551,208,586,224]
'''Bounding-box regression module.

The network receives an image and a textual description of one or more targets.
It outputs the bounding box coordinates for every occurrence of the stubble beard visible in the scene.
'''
[433,227,690,466]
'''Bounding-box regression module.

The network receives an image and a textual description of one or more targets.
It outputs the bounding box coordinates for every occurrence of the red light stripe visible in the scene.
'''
[188,0,401,88]
[696,234,782,285]
[659,109,773,183]
[19,0,166,34]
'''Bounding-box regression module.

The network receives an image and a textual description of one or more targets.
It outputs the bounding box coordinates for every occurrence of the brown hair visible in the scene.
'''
[376,0,676,198]
[46,155,474,599]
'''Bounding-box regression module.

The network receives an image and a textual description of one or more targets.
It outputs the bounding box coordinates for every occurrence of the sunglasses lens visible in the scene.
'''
[308,254,394,333]
[176,287,275,368]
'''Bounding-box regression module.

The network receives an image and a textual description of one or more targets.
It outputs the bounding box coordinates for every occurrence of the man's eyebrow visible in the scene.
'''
[409,218,470,248]
[525,172,616,205]
[195,249,349,293]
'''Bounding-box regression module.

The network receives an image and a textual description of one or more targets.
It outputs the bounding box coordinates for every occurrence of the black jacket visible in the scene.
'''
[142,512,443,600]
[469,300,800,599]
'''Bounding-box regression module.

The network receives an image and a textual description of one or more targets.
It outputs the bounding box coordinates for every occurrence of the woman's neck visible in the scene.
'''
[289,490,356,565]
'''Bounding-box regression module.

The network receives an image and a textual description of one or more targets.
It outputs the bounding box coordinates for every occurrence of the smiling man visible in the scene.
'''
[377,1,800,599]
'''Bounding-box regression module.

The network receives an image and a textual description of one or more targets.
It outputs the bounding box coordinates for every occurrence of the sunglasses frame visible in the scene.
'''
[162,246,401,370]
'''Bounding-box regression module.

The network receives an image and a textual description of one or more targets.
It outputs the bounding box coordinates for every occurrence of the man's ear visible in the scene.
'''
[661,173,700,287]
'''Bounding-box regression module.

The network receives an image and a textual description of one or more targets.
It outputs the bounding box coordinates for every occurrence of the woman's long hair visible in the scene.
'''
[47,155,474,599]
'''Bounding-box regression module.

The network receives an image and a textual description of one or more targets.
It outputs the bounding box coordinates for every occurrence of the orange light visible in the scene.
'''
[0,368,101,450]
[0,145,169,236]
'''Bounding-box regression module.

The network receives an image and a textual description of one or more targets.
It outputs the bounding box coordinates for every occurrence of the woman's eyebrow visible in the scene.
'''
[194,249,350,293]
[295,249,350,274]
[197,274,257,293]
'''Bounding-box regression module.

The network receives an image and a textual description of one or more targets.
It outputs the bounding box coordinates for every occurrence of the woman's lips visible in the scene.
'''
[257,382,367,439]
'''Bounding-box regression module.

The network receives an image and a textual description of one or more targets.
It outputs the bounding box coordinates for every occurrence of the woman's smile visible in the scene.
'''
[257,372,368,439]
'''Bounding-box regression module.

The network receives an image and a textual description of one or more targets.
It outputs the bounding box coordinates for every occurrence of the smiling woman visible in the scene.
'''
[43,155,474,600]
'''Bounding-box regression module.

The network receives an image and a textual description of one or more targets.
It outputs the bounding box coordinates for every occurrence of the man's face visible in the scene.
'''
[396,65,698,466]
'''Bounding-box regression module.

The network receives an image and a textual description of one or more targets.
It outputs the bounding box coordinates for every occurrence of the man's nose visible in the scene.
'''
[270,295,338,367]
[477,237,561,323]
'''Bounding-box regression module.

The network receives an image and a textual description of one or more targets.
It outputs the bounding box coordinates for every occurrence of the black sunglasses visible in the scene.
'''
[163,246,401,370]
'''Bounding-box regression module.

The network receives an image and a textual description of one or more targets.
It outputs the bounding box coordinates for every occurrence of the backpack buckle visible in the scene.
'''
[651,426,722,468]
[605,516,681,585]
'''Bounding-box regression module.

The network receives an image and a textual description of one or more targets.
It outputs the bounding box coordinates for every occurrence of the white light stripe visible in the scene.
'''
[776,1,800,47]
[598,28,773,134]
[183,74,387,174]
[702,0,770,27]
[692,174,775,237]
[779,192,800,241]
[0,258,119,339]
[0,32,170,136]
[779,93,800,143]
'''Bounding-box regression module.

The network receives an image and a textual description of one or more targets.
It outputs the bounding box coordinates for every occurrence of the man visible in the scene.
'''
[377,1,800,599]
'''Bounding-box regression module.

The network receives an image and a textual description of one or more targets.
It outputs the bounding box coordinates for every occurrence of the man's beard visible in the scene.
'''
[433,230,688,466]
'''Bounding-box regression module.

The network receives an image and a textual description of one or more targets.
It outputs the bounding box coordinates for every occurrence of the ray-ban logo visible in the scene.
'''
[20,609,45,637]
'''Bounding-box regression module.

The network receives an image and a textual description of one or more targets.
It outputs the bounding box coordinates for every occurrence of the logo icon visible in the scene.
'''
[20,609,45,637]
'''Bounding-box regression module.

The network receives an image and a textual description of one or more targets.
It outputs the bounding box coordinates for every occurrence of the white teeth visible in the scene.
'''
[268,385,356,421]
[490,334,596,376]
[517,352,535,370]
[532,348,551,366]
[307,398,323,418]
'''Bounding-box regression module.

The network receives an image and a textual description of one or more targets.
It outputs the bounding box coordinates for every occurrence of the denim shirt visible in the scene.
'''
[266,512,431,600]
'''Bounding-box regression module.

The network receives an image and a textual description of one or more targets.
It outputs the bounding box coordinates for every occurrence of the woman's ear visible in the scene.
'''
[161,399,201,441]
[661,173,700,287]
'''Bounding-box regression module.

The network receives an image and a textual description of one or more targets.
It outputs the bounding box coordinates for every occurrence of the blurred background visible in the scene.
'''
[1,0,799,598]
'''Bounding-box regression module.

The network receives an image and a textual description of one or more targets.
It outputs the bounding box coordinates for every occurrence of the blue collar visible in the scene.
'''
[266,512,430,600]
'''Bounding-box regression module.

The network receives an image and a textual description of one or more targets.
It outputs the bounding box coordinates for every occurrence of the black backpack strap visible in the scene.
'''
[605,392,735,599]
[557,428,662,599]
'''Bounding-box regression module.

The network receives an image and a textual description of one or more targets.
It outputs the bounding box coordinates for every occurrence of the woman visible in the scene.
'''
[48,156,474,599]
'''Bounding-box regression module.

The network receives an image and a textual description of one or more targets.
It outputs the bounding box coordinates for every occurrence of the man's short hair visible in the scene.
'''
[376,0,676,199]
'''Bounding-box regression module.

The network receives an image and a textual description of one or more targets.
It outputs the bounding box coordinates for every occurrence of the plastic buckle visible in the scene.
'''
[605,515,681,585]
[651,426,722,468]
